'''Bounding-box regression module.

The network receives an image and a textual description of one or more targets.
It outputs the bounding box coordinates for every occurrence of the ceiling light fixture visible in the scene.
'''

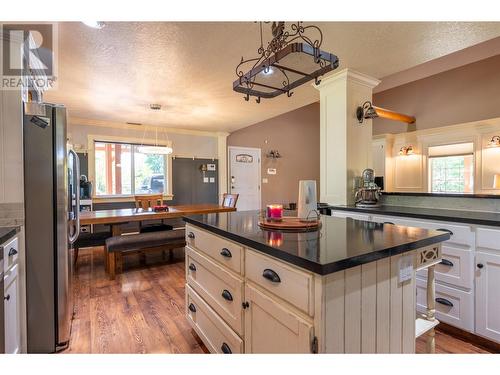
[82,21,105,29]
[233,21,339,103]
[138,127,173,155]
[487,135,500,148]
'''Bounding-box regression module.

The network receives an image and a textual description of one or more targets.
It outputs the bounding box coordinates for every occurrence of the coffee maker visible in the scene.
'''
[354,168,382,208]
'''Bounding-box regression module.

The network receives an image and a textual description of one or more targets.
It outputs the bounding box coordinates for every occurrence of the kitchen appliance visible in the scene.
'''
[298,180,318,221]
[0,250,4,353]
[79,175,93,199]
[23,102,79,353]
[355,168,382,208]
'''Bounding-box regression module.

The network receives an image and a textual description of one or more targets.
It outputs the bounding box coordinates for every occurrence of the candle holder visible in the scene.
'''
[266,204,283,222]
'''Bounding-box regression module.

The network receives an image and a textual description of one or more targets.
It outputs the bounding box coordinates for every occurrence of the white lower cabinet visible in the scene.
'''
[244,283,313,354]
[4,264,20,354]
[335,209,500,344]
[475,252,500,343]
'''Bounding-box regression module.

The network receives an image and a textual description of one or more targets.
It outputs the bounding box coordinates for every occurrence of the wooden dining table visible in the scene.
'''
[80,203,236,236]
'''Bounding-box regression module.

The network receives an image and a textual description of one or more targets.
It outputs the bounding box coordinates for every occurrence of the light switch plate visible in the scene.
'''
[203,177,209,183]
[267,168,277,175]
[262,178,268,183]
[207,164,216,171]
[209,177,215,183]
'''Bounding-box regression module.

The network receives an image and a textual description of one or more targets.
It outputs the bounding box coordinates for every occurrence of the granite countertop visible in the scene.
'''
[183,211,449,275]
[0,226,19,245]
[327,205,500,227]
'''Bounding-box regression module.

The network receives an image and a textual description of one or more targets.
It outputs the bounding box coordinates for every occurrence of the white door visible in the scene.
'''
[228,147,261,211]
[476,252,500,342]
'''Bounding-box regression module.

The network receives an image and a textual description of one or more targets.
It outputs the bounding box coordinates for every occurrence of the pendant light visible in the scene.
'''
[138,126,173,155]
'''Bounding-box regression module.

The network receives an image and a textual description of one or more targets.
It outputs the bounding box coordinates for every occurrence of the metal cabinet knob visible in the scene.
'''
[262,268,281,283]
[221,342,232,354]
[188,232,195,239]
[4,294,10,301]
[189,263,197,271]
[220,248,232,258]
[477,263,484,269]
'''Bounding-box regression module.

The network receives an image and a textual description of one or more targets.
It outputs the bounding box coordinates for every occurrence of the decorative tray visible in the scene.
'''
[258,217,322,232]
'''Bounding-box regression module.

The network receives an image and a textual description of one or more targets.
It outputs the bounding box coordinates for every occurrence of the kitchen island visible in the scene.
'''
[183,211,450,353]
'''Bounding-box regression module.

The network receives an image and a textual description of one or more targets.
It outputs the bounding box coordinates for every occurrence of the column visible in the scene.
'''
[315,69,380,205]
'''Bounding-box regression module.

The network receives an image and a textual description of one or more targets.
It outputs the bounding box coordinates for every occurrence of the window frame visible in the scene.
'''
[428,152,474,194]
[88,134,172,200]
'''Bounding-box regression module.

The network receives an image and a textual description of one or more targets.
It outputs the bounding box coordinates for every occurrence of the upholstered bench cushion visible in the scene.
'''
[105,229,186,253]
[75,231,112,248]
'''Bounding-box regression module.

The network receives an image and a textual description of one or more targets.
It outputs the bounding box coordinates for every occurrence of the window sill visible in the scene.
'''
[92,194,174,204]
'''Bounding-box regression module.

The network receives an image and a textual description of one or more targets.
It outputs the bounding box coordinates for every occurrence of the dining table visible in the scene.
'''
[79,203,236,236]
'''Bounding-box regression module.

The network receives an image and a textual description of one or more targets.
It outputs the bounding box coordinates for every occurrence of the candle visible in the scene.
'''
[266,204,283,222]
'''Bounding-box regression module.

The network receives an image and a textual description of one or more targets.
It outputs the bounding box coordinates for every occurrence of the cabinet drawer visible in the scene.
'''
[372,215,472,247]
[476,227,500,252]
[416,245,473,289]
[186,225,243,275]
[4,263,18,288]
[186,285,243,354]
[186,247,244,335]
[245,249,314,316]
[416,278,473,332]
[2,236,19,272]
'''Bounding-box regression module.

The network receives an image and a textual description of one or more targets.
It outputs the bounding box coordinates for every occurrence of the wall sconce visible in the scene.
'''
[399,145,414,156]
[356,101,416,124]
[266,150,282,159]
[356,101,378,124]
[487,136,500,148]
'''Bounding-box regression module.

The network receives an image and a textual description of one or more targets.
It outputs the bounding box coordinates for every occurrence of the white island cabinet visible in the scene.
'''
[184,221,443,354]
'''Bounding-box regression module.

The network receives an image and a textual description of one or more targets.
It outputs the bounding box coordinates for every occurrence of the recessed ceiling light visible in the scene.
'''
[150,104,162,110]
[82,21,105,29]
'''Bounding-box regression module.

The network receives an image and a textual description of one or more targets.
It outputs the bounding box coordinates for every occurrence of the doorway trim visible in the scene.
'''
[227,146,262,210]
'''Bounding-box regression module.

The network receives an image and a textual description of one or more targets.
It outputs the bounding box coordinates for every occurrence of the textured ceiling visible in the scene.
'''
[44,22,500,133]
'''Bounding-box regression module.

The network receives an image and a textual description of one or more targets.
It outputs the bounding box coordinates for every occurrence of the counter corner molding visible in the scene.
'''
[182,211,448,353]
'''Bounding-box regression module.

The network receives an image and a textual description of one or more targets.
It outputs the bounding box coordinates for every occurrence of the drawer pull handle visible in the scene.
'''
[188,303,197,313]
[8,248,18,257]
[436,228,453,236]
[188,232,195,239]
[221,342,232,354]
[220,248,232,258]
[477,263,484,269]
[4,294,10,301]
[439,259,454,267]
[383,222,395,225]
[189,263,197,271]
[242,301,250,309]
[262,268,281,283]
[221,289,233,301]
[435,297,453,307]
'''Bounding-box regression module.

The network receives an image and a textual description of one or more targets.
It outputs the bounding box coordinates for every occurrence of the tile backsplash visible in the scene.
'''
[380,195,500,213]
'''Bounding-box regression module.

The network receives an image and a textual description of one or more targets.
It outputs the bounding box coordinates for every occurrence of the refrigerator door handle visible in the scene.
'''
[68,149,80,244]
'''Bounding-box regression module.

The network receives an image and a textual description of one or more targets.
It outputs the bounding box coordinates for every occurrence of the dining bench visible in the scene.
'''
[105,228,186,279]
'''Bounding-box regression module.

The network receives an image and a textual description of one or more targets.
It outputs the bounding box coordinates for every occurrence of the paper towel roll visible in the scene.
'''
[297,180,317,220]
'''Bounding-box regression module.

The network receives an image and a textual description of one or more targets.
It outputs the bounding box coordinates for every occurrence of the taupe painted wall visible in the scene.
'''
[227,103,320,207]
[373,54,500,135]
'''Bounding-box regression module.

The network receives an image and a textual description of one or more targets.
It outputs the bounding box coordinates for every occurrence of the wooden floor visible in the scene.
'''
[66,246,493,354]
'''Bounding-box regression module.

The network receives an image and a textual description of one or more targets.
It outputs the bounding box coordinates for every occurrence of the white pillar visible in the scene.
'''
[316,69,380,205]
[217,132,229,202]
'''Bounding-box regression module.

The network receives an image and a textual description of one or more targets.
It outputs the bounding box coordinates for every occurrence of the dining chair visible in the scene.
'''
[222,193,239,208]
[134,194,173,233]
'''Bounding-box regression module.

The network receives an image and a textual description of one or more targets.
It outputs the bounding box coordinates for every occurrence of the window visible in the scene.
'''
[428,143,474,194]
[94,141,167,196]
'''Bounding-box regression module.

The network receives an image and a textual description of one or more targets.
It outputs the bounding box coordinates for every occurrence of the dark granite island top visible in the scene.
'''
[0,226,19,245]
[326,205,500,227]
[183,211,449,275]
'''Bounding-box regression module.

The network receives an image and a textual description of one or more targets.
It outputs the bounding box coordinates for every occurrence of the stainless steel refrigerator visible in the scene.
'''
[23,102,80,353]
